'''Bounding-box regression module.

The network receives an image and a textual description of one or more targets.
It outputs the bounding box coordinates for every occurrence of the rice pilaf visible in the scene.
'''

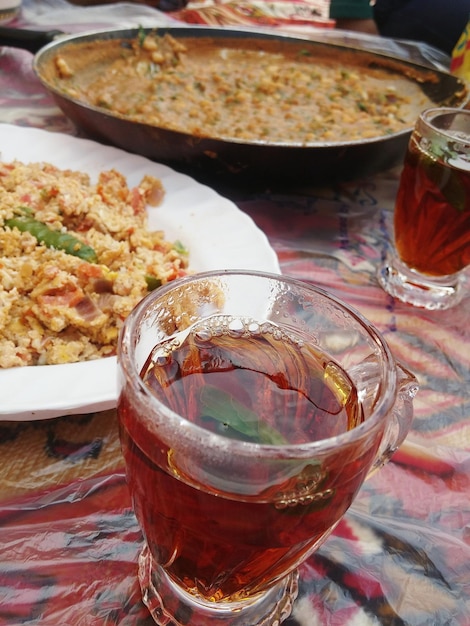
[0,160,189,368]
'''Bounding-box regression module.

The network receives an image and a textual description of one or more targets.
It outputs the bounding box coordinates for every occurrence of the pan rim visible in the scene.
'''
[32,25,469,151]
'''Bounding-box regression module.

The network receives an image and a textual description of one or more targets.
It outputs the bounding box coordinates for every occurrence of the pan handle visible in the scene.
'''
[0,27,64,54]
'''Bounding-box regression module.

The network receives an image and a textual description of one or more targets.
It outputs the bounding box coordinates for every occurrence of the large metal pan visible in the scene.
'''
[1,26,468,186]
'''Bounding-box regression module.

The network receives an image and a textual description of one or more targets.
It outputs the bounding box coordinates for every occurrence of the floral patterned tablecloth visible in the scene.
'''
[0,2,469,625]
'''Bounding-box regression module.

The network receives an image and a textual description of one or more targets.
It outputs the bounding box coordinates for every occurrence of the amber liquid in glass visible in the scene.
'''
[119,319,370,603]
[394,134,470,276]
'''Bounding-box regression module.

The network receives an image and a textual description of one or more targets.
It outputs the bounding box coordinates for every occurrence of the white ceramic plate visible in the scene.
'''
[0,124,280,421]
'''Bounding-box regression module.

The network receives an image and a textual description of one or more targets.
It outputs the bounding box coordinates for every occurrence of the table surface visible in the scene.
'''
[1,3,469,625]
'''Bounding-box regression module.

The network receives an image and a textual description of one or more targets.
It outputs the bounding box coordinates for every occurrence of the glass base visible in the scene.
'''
[138,544,299,626]
[378,252,466,310]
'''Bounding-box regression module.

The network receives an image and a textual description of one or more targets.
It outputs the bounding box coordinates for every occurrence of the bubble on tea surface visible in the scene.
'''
[448,141,470,171]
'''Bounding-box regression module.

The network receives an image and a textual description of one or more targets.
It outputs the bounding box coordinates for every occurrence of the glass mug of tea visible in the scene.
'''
[117,270,418,626]
[378,107,470,309]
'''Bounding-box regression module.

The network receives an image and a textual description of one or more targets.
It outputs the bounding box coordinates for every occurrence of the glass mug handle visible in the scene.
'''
[369,362,419,475]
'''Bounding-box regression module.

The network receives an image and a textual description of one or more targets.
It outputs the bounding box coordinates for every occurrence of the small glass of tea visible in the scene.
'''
[378,107,470,309]
[117,270,418,626]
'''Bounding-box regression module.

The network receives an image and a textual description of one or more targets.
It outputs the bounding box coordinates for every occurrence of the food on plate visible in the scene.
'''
[0,160,189,368]
[48,32,431,144]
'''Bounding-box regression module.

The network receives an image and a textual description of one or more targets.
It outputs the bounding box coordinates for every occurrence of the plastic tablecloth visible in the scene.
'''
[0,2,469,625]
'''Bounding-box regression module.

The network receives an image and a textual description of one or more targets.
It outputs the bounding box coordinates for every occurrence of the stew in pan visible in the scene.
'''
[43,31,458,145]
[27,27,468,184]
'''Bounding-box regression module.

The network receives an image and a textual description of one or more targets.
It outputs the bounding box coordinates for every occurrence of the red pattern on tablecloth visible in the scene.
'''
[171,0,333,28]
[1,9,469,624]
